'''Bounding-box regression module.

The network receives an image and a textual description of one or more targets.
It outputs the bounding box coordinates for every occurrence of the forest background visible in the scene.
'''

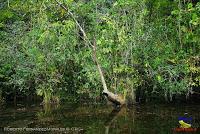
[0,0,199,105]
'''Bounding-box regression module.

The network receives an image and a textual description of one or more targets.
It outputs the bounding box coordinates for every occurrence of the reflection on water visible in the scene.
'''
[0,103,200,134]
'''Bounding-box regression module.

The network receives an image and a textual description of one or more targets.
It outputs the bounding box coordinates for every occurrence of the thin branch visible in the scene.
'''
[55,0,93,48]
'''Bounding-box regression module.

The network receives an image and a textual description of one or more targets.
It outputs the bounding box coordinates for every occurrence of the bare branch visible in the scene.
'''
[55,0,125,106]
[55,0,93,48]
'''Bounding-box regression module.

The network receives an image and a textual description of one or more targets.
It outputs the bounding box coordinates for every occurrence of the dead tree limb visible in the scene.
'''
[92,39,125,106]
[55,0,93,48]
[55,0,125,106]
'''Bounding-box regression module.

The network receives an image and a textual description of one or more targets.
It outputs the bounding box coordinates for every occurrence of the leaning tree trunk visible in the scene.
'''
[55,0,125,106]
[92,41,125,106]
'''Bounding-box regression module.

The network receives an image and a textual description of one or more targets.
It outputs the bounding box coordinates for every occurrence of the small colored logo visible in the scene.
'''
[173,117,198,132]
[178,117,192,128]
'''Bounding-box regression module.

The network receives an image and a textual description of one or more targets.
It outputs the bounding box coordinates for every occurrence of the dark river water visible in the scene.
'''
[0,102,200,134]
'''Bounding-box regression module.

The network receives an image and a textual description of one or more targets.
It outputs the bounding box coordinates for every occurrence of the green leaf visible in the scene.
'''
[157,75,162,82]
[171,10,179,15]
[188,3,193,9]
[0,22,4,28]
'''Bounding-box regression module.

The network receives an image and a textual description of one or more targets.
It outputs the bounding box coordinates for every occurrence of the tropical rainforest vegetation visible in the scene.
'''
[0,0,199,105]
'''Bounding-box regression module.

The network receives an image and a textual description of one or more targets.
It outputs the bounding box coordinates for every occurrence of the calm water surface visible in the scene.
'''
[0,102,200,134]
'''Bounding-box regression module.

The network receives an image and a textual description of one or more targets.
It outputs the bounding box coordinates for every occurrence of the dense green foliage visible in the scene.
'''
[0,0,199,104]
